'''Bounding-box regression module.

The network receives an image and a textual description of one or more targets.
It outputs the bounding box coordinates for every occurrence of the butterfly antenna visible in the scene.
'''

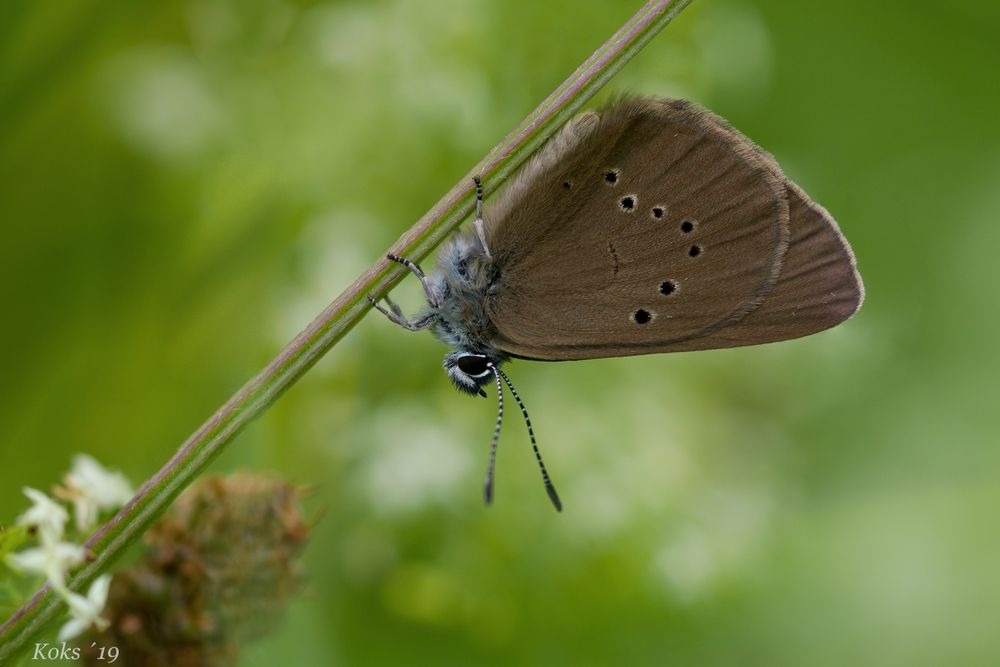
[496,368,562,512]
[483,363,504,506]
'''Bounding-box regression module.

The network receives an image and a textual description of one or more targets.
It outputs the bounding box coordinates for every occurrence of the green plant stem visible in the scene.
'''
[0,0,693,660]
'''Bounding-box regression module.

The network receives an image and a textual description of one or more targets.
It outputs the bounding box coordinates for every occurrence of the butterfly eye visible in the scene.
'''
[457,355,490,377]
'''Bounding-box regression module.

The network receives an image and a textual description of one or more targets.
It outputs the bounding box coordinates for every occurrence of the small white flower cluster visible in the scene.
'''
[4,455,134,642]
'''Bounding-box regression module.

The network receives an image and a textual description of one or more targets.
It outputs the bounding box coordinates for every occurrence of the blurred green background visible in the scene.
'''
[2,0,999,665]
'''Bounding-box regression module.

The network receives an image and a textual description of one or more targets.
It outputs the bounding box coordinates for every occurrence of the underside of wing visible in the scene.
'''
[687,180,864,349]
[483,97,793,361]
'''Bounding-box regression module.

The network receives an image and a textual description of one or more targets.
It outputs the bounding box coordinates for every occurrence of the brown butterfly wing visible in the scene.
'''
[609,107,865,351]
[483,97,793,361]
[696,180,864,348]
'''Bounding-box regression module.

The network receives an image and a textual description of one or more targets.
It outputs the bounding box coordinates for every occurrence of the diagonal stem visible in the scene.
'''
[0,0,694,660]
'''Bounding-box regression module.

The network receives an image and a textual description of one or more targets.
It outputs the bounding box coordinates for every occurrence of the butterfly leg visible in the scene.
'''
[381,293,407,320]
[385,252,442,308]
[366,295,432,331]
[472,176,492,259]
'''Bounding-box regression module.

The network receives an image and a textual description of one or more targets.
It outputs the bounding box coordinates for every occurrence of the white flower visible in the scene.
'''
[60,454,134,532]
[5,540,85,590]
[57,575,112,642]
[16,488,69,546]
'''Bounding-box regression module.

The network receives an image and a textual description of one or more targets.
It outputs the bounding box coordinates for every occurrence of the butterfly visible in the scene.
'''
[369,97,864,510]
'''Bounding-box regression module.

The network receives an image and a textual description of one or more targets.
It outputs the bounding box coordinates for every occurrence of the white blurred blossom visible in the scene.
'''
[5,540,85,590]
[59,454,134,532]
[16,487,69,546]
[6,457,123,643]
[57,575,112,642]
[99,48,223,163]
[363,408,473,515]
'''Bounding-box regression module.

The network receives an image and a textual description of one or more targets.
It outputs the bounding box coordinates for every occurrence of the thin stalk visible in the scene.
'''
[0,0,693,660]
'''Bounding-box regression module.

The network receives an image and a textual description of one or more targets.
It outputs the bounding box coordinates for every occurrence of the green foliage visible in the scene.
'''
[0,526,31,563]
[0,525,37,619]
[2,0,999,665]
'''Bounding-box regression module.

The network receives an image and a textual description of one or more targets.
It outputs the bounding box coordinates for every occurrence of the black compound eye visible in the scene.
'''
[457,355,490,376]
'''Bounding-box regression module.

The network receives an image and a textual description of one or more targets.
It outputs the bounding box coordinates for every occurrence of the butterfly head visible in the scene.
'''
[443,351,499,397]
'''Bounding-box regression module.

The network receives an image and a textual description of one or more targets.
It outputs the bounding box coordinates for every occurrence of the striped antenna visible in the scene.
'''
[483,364,504,505]
[496,368,563,512]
